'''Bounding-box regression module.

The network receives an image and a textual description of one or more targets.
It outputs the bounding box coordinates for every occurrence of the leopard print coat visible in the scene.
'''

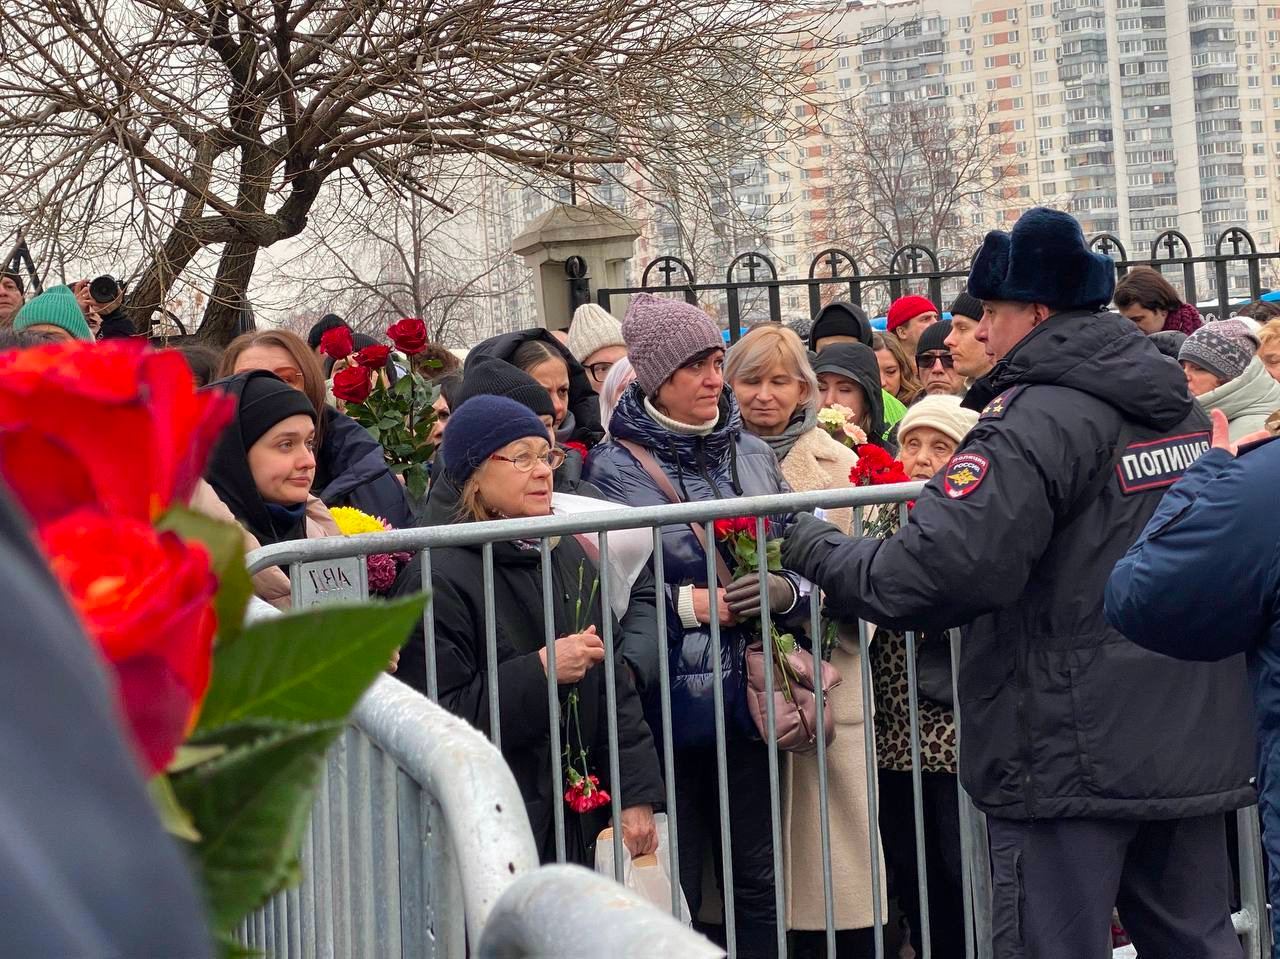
[871,626,957,774]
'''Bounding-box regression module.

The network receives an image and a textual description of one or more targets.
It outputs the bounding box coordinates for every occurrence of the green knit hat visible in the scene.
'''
[13,285,93,341]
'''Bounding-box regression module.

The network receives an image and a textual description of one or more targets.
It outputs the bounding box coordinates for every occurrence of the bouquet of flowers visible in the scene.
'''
[328,506,412,594]
[0,340,425,952]
[322,318,440,499]
[817,404,869,449]
[849,443,912,539]
[714,516,802,703]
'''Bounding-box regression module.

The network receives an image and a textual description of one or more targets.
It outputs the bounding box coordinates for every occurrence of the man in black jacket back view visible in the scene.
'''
[783,208,1254,958]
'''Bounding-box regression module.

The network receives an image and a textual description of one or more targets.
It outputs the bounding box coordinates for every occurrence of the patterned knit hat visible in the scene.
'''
[621,293,724,397]
[441,395,550,485]
[13,285,93,341]
[567,303,625,365]
[1178,319,1259,383]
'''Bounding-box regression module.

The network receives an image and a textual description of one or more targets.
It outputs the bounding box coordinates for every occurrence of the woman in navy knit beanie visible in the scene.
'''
[392,393,665,865]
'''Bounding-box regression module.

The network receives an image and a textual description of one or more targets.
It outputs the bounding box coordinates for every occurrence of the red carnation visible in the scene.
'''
[332,365,374,404]
[319,326,354,360]
[850,444,910,487]
[387,317,428,356]
[562,440,589,462]
[355,344,391,369]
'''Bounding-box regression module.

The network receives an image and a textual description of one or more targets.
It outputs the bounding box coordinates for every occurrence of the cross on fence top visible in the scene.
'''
[656,258,679,287]
[904,247,924,273]
[823,251,844,276]
[1162,233,1180,259]
[1227,230,1244,256]
[1095,236,1114,256]
[740,253,765,283]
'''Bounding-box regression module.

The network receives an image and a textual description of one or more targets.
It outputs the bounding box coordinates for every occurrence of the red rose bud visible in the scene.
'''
[41,510,217,774]
[355,344,391,369]
[332,365,374,404]
[562,440,589,461]
[0,342,233,525]
[387,317,428,356]
[319,326,354,360]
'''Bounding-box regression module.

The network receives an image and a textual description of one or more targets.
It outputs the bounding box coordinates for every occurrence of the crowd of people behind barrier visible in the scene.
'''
[6,206,1280,958]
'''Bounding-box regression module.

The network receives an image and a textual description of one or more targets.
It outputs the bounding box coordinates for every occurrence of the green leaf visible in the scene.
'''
[197,596,426,730]
[405,465,428,500]
[158,505,253,645]
[173,721,341,934]
[215,932,261,959]
[168,743,227,773]
[149,774,202,841]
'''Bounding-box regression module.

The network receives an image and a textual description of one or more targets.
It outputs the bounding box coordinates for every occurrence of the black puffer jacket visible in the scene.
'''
[393,534,664,864]
[466,329,605,447]
[585,383,798,749]
[314,406,414,528]
[784,310,1255,821]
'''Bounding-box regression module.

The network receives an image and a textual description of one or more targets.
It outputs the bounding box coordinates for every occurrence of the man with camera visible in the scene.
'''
[72,275,135,339]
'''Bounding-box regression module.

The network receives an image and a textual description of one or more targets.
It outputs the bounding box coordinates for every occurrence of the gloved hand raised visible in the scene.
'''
[724,572,797,620]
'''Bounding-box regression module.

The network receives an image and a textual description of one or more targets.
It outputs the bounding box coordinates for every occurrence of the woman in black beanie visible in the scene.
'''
[203,371,340,553]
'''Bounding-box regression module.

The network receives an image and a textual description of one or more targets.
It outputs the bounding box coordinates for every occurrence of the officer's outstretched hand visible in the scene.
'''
[780,512,848,585]
[1210,408,1272,457]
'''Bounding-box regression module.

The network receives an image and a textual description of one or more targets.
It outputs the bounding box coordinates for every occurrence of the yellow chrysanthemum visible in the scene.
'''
[328,506,389,536]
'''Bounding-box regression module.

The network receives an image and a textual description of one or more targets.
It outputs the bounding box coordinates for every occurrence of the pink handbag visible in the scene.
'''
[745,643,841,754]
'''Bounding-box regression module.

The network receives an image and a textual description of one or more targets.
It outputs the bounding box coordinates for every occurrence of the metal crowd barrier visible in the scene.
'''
[235,600,713,958]
[246,485,1273,959]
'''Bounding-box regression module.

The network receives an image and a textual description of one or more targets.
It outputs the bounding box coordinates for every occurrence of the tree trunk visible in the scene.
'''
[198,241,261,345]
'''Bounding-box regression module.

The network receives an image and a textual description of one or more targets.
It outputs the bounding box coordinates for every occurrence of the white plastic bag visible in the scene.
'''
[595,813,692,925]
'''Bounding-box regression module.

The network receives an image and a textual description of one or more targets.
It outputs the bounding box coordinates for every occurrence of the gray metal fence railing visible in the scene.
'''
[246,485,1272,959]
[235,599,716,958]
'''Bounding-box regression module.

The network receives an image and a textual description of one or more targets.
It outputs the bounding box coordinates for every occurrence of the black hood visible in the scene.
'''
[204,371,312,547]
[964,310,1194,432]
[811,343,889,446]
[466,328,604,446]
[809,302,873,350]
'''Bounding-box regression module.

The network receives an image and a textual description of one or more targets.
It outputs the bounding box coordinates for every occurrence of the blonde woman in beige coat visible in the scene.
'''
[726,325,886,956]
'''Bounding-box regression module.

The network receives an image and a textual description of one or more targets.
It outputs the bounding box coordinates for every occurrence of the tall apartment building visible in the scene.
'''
[767,0,1280,302]
[485,0,1280,330]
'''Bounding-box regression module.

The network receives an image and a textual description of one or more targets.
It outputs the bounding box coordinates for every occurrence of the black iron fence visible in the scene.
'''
[592,227,1280,341]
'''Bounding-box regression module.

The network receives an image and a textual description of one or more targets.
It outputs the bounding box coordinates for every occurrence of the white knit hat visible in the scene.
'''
[567,303,625,364]
[897,395,979,447]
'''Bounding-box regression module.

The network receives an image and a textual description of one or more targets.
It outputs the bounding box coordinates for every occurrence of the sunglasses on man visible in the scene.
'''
[917,351,955,370]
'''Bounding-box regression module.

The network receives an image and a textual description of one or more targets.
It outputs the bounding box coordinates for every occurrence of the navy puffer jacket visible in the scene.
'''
[585,383,795,748]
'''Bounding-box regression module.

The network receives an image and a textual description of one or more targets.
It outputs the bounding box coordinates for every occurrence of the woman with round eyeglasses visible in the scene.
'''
[218,329,414,527]
[568,303,629,397]
[394,394,664,866]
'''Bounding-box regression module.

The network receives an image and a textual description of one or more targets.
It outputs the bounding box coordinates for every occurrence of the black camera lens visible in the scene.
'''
[89,275,119,305]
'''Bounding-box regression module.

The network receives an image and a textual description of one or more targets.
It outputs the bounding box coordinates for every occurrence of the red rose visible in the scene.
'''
[386,317,428,355]
[41,510,217,774]
[562,440,589,461]
[332,365,374,404]
[319,326,354,360]
[355,344,391,369]
[850,444,910,486]
[0,342,233,526]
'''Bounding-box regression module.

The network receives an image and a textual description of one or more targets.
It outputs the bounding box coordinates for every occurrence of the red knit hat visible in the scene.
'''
[886,295,938,332]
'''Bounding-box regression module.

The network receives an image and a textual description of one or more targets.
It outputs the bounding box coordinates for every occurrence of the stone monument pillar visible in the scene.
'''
[510,202,642,330]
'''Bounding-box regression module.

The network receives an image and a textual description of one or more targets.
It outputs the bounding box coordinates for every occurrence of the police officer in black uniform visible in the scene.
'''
[784,208,1254,958]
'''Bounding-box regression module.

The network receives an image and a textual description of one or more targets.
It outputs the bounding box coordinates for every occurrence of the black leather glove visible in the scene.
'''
[725,572,797,619]
[781,512,847,583]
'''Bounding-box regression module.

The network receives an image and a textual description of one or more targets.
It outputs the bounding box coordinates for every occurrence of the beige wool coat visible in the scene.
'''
[778,430,887,931]
[189,479,341,610]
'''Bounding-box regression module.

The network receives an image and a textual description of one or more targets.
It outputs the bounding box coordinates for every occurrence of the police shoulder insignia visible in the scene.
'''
[979,385,1025,420]
[1115,431,1211,494]
[942,452,990,499]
